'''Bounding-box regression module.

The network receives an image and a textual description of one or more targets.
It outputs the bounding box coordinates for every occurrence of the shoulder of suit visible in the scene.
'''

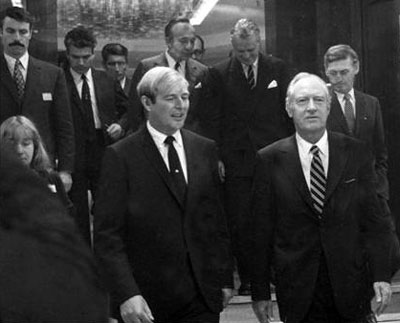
[141,53,165,66]
[354,89,378,103]
[187,58,207,71]
[29,56,62,72]
[181,128,216,146]
[258,135,293,156]
[212,58,233,72]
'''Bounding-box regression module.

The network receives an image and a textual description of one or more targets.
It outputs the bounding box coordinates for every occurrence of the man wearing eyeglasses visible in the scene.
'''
[127,18,220,142]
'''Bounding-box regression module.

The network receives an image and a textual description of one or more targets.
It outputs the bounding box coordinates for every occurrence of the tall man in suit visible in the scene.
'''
[324,44,390,216]
[212,18,293,294]
[127,18,219,141]
[94,67,233,323]
[102,43,131,96]
[0,6,74,191]
[251,72,393,323]
[64,26,128,244]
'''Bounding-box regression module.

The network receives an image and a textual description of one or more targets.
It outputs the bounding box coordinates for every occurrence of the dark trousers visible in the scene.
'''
[224,176,252,285]
[300,254,374,323]
[69,131,105,245]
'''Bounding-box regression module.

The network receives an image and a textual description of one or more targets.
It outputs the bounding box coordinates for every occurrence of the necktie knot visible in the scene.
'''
[174,61,180,71]
[310,145,319,156]
[247,64,255,89]
[81,73,87,81]
[165,135,175,146]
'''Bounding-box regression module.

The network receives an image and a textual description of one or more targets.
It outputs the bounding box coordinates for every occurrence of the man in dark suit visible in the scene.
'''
[0,6,74,191]
[212,18,293,295]
[94,67,233,323]
[127,18,219,141]
[102,43,131,97]
[325,44,390,216]
[251,72,393,323]
[64,26,128,244]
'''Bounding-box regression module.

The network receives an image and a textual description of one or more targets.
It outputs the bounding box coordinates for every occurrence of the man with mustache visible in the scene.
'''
[0,6,74,191]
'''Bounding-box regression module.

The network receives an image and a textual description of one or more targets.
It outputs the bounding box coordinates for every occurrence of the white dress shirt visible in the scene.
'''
[70,68,102,129]
[241,57,259,87]
[296,131,329,190]
[335,88,356,117]
[4,52,29,82]
[165,50,186,77]
[147,121,188,183]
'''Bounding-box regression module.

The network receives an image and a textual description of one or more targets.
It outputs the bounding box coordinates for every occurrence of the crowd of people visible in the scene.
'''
[0,5,399,323]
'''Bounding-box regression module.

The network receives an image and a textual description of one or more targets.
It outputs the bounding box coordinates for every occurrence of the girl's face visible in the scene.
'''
[12,131,34,166]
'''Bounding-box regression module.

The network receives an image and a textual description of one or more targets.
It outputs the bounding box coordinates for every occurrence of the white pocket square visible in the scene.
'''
[267,80,278,89]
[194,82,202,89]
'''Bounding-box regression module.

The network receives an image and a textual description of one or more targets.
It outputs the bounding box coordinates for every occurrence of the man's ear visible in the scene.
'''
[141,95,152,112]
[354,61,360,75]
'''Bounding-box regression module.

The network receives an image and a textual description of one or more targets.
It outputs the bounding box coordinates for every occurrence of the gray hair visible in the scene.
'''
[230,18,261,43]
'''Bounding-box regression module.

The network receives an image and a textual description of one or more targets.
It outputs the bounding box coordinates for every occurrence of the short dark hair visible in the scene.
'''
[101,43,128,63]
[64,26,97,53]
[164,17,191,42]
[324,44,359,69]
[194,34,205,51]
[1,6,34,29]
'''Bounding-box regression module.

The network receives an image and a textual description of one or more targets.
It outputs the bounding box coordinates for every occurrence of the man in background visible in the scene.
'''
[0,6,74,191]
[192,34,205,62]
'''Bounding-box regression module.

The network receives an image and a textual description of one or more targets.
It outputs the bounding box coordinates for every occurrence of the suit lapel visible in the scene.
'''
[280,136,316,216]
[324,132,349,202]
[65,68,86,116]
[0,55,20,105]
[141,127,185,209]
[22,57,41,111]
[330,94,350,135]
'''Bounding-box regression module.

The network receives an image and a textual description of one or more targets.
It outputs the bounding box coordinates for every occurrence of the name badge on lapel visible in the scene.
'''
[42,93,53,101]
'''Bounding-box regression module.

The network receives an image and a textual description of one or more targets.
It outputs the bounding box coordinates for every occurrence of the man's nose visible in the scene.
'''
[307,99,317,111]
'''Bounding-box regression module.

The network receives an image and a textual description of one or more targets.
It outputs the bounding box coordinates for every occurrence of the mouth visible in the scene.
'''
[171,113,185,121]
[10,43,24,48]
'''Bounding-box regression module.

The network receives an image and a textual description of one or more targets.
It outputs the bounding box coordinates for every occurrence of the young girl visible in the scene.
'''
[0,115,73,214]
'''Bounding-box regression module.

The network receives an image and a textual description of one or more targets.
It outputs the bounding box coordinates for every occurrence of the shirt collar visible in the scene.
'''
[165,50,186,70]
[146,121,183,148]
[70,67,92,83]
[335,88,355,103]
[120,76,126,89]
[296,130,328,157]
[241,56,259,72]
[4,51,29,70]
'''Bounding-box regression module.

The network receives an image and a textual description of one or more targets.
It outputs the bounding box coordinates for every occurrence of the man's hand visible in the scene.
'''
[59,171,72,192]
[252,300,274,323]
[373,281,392,317]
[222,288,234,308]
[107,123,123,140]
[218,160,225,183]
[120,295,154,323]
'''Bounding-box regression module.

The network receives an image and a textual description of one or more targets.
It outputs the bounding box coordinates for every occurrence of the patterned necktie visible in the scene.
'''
[310,145,326,215]
[81,74,96,140]
[13,59,25,99]
[247,64,255,90]
[343,93,355,133]
[165,136,187,203]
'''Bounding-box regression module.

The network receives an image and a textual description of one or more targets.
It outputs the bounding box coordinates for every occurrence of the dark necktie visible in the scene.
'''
[13,59,25,99]
[343,93,355,133]
[81,74,96,140]
[165,136,187,202]
[174,61,180,71]
[247,64,255,90]
[310,145,326,215]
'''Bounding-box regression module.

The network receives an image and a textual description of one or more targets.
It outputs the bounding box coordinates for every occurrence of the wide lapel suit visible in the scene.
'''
[251,132,392,323]
[127,53,219,140]
[327,90,389,203]
[0,55,74,172]
[94,127,232,321]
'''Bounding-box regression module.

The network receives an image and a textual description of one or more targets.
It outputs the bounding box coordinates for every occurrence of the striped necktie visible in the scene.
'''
[13,59,25,99]
[247,64,255,90]
[310,145,326,215]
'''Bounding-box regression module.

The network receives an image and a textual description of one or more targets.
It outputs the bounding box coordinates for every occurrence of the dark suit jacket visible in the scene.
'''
[327,90,389,203]
[128,53,220,140]
[122,76,131,97]
[213,53,293,177]
[94,127,232,320]
[64,68,128,171]
[251,132,393,323]
[0,55,74,172]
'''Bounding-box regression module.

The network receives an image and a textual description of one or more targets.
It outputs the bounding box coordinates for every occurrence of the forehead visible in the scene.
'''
[68,45,92,56]
[171,22,195,38]
[326,57,355,70]
[232,34,259,50]
[2,16,30,30]
[106,55,126,62]
[293,77,327,97]
[7,125,33,140]
[157,78,188,96]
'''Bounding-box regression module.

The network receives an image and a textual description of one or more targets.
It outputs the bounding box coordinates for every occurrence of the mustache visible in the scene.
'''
[9,41,25,48]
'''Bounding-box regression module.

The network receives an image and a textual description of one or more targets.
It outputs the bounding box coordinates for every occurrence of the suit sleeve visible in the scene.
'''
[93,146,141,305]
[52,67,75,172]
[358,144,392,283]
[250,152,276,301]
[127,62,147,132]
